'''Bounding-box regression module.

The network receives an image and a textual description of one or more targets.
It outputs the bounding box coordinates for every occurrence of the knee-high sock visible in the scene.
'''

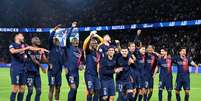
[176,93,181,101]
[167,91,172,101]
[87,93,92,101]
[68,88,77,101]
[26,87,33,101]
[148,91,153,100]
[10,92,17,101]
[138,94,143,101]
[143,93,148,101]
[35,88,41,101]
[185,94,189,101]
[17,92,24,101]
[158,90,163,101]
[117,91,124,101]
[93,89,99,101]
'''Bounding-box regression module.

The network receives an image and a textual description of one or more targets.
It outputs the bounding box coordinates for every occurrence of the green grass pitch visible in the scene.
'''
[0,68,201,101]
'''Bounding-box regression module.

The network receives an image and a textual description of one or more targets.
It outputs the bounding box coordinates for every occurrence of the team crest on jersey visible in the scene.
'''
[99,48,103,53]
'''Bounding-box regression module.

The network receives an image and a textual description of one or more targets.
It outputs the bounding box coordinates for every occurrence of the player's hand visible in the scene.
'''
[137,29,142,36]
[129,76,134,83]
[131,55,136,61]
[90,31,97,37]
[79,65,85,71]
[114,67,123,73]
[72,21,77,27]
[49,64,53,69]
[40,48,49,53]
[133,89,137,94]
[115,40,120,44]
[128,58,135,65]
[53,24,62,30]
[114,68,119,73]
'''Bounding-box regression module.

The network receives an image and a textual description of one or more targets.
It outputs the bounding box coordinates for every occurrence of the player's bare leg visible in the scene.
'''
[18,85,25,101]
[109,96,114,101]
[175,90,181,101]
[138,88,145,101]
[184,90,190,101]
[55,86,61,101]
[148,88,153,100]
[10,85,19,101]
[49,86,54,101]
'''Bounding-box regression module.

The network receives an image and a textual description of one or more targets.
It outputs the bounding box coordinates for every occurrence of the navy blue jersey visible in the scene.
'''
[145,53,157,76]
[9,42,28,73]
[116,54,131,82]
[85,50,100,77]
[157,57,173,80]
[173,56,193,77]
[99,56,116,80]
[134,48,146,72]
[128,51,137,70]
[98,44,109,58]
[65,29,83,76]
[26,51,43,75]
[48,31,65,74]
[65,46,82,75]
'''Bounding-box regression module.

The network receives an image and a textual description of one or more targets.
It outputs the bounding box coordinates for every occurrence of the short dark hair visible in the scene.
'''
[179,47,187,52]
[121,43,128,49]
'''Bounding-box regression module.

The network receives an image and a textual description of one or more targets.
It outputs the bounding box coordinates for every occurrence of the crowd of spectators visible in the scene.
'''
[0,0,200,27]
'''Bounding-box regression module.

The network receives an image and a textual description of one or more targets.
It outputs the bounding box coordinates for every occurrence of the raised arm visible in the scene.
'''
[83,33,93,51]
[66,27,74,47]
[49,24,61,49]
[134,29,141,42]
[190,60,199,74]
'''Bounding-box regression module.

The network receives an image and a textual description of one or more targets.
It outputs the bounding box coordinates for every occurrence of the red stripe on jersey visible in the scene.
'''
[166,58,172,73]
[182,57,189,72]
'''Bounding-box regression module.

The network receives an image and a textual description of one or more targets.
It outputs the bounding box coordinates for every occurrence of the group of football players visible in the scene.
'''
[9,23,199,101]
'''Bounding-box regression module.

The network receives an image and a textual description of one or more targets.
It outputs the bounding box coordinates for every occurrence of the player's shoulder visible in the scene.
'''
[9,42,18,49]
[98,43,104,52]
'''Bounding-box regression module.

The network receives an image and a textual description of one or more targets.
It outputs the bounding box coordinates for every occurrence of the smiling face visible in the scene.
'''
[179,48,187,57]
[107,47,115,57]
[90,38,98,50]
[31,36,41,46]
[160,49,167,57]
[147,45,154,53]
[140,47,146,55]
[128,42,135,53]
[71,37,79,47]
[15,33,24,43]
[121,48,129,58]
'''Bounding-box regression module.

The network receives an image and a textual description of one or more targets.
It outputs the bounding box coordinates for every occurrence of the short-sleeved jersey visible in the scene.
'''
[9,42,28,73]
[173,56,193,77]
